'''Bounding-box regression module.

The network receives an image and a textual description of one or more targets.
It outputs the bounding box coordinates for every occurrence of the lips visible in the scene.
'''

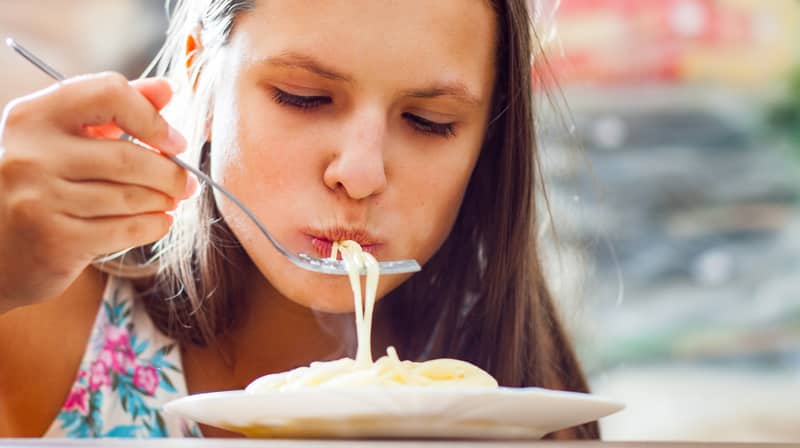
[303,227,381,259]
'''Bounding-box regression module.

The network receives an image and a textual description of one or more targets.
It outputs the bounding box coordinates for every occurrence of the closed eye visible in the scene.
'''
[272,88,332,110]
[402,113,456,138]
[271,88,455,137]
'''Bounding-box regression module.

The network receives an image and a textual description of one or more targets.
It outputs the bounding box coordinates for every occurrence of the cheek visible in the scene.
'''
[394,144,481,263]
[210,76,325,198]
[208,94,367,313]
[211,97,321,225]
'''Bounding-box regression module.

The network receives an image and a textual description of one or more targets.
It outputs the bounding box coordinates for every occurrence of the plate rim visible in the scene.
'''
[164,386,626,425]
[165,385,625,407]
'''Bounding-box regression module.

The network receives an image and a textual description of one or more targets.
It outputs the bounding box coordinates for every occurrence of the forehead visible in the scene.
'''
[229,0,497,98]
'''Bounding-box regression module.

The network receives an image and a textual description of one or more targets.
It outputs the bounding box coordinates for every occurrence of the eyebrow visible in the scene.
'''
[403,84,482,107]
[262,52,353,83]
[260,52,482,106]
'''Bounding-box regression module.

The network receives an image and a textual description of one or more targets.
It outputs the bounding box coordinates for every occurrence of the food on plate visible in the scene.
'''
[246,240,498,392]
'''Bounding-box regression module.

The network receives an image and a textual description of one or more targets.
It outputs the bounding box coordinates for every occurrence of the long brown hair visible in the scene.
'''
[100,0,599,439]
[381,1,599,438]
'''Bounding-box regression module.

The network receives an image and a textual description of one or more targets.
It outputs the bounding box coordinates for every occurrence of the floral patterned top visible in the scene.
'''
[43,276,201,438]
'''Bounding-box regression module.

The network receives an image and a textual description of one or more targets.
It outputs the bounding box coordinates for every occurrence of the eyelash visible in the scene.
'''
[401,113,456,138]
[272,89,331,109]
[271,88,457,138]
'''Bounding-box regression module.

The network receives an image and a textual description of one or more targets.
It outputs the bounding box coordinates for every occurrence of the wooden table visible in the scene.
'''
[0,440,791,448]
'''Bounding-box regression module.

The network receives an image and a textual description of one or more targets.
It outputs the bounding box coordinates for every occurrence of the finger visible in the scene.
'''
[57,135,194,201]
[47,72,186,155]
[83,122,128,140]
[81,78,175,140]
[130,78,174,111]
[54,179,177,219]
[77,212,175,255]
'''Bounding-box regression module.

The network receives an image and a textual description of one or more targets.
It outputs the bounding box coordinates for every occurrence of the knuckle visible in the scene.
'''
[123,216,145,241]
[100,71,129,91]
[64,154,99,177]
[7,192,45,227]
[94,72,129,102]
[119,186,139,211]
[0,156,41,187]
[113,145,134,170]
[1,98,34,130]
[123,214,170,244]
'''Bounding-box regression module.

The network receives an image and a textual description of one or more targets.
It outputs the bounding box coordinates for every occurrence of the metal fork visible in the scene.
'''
[6,38,420,276]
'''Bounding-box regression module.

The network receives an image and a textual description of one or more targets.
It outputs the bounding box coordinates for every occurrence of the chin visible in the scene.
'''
[256,258,391,314]
[240,231,414,313]
[288,275,409,314]
[288,278,367,314]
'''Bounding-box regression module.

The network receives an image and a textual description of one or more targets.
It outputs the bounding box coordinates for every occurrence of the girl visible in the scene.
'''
[0,0,598,439]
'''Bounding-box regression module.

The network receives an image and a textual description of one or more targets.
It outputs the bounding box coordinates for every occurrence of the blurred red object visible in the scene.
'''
[542,0,771,87]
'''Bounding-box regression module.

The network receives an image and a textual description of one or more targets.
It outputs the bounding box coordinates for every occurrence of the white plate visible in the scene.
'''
[164,387,624,439]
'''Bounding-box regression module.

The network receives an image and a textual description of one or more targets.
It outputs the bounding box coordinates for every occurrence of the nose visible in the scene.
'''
[323,110,388,200]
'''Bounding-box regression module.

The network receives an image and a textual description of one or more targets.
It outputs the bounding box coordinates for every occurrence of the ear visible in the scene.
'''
[186,33,200,68]
[185,31,213,140]
[185,31,203,90]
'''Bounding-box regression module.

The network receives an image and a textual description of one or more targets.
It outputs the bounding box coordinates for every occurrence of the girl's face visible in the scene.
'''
[210,0,497,312]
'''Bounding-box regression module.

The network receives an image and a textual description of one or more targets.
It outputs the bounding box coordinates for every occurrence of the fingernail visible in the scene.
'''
[185,173,199,197]
[167,127,188,152]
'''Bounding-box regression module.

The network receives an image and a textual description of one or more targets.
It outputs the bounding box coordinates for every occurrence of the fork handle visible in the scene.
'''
[119,132,292,259]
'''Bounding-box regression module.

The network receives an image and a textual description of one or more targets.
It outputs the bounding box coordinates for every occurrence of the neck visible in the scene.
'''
[184,263,359,392]
[180,265,398,439]
[235,263,356,376]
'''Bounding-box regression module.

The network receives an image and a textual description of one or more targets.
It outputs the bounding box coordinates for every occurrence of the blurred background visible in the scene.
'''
[538,0,800,442]
[1,0,798,442]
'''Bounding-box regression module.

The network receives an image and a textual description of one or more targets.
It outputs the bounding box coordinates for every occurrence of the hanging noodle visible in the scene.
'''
[246,241,498,391]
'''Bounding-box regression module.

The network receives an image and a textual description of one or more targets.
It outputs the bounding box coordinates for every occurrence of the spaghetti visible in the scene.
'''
[246,240,497,391]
